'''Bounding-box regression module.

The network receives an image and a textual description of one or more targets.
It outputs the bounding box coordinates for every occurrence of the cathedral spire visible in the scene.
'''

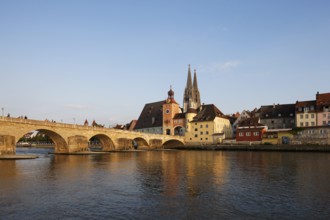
[186,64,193,89]
[183,64,201,113]
[193,69,198,91]
[193,69,201,109]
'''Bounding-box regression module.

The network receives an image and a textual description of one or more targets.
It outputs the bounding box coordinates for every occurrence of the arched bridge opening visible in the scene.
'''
[133,137,149,150]
[89,134,115,151]
[16,129,68,153]
[174,126,185,136]
[163,139,184,149]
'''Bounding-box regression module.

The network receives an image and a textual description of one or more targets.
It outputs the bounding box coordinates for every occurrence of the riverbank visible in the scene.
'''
[171,144,330,152]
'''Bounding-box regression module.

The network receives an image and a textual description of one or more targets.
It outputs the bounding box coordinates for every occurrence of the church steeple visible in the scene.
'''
[186,64,193,90]
[183,64,201,113]
[193,69,201,108]
[193,69,198,90]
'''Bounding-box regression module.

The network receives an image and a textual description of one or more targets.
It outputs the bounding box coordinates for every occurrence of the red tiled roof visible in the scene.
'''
[317,92,330,106]
[295,100,316,108]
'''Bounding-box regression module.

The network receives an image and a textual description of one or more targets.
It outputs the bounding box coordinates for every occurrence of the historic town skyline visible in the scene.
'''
[1,1,330,126]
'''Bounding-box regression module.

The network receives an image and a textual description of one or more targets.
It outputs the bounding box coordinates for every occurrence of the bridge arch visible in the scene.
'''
[89,134,115,151]
[17,129,68,153]
[133,137,149,149]
[163,139,184,149]
[174,126,185,136]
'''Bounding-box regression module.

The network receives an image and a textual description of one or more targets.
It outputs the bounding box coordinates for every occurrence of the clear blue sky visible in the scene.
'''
[1,0,329,126]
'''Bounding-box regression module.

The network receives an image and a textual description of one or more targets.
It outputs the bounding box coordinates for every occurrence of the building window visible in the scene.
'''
[200,125,203,128]
[195,128,198,131]
[195,123,197,125]
[206,131,209,135]
[246,132,251,136]
[323,121,327,125]
[290,113,293,117]
[311,122,315,126]
[194,134,198,138]
[200,131,203,135]
[305,114,309,119]
[206,138,208,140]
[305,122,309,126]
[304,107,309,112]
[323,114,326,118]
[311,114,314,118]
[239,132,244,137]
[310,106,314,111]
[190,138,192,140]
[298,107,302,111]
[200,138,203,140]
[253,132,259,136]
[300,122,303,127]
[278,113,281,117]
[300,115,303,119]
[206,124,208,128]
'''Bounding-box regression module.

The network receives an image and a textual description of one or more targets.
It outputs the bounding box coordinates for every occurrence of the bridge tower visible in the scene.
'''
[162,87,181,135]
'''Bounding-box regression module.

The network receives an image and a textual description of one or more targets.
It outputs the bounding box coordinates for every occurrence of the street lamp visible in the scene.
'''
[73,118,76,125]
[1,107,4,118]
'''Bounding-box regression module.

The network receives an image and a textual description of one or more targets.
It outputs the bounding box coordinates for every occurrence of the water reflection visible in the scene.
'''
[0,149,330,219]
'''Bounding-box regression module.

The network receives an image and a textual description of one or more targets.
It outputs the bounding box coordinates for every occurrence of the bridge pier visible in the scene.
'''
[67,135,89,153]
[0,135,16,155]
[149,139,163,149]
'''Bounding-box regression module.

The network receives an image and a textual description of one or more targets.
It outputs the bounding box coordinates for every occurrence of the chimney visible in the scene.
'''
[273,103,275,108]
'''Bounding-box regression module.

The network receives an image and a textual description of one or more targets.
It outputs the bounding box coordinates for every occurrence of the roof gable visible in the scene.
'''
[191,104,226,122]
[135,101,164,129]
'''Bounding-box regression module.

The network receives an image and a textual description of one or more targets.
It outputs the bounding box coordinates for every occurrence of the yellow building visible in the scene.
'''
[262,129,293,144]
[185,104,232,144]
[296,100,317,127]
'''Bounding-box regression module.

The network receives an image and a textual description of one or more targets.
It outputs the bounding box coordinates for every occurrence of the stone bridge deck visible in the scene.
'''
[0,117,185,155]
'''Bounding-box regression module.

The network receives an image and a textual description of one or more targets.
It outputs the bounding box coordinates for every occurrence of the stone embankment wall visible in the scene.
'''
[171,144,330,152]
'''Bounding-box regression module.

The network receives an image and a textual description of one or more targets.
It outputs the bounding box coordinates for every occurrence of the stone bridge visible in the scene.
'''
[0,117,185,155]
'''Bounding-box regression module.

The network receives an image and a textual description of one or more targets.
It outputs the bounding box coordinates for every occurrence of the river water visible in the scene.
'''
[1,148,330,219]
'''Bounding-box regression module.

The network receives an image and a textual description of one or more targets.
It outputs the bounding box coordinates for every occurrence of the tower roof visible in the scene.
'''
[186,64,192,89]
[193,69,199,91]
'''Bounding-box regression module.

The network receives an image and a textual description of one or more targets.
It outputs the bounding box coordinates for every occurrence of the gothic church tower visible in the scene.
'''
[183,64,201,113]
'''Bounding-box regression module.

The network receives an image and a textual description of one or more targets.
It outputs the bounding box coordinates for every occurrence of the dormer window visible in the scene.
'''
[266,114,268,117]
[310,106,314,111]
[278,113,281,117]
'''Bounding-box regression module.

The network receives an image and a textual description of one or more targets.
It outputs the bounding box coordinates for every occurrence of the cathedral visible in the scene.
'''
[134,65,232,144]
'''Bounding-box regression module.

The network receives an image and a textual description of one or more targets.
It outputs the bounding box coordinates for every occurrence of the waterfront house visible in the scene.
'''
[295,100,317,127]
[185,104,232,144]
[257,104,296,129]
[316,92,330,126]
[236,117,267,144]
